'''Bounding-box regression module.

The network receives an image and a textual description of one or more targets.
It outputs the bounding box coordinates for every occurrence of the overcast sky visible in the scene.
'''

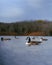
[0,0,52,23]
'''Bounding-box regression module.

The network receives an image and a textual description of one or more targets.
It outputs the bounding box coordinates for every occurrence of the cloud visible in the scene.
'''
[27,0,43,8]
[0,7,24,18]
[0,0,52,22]
[0,0,25,18]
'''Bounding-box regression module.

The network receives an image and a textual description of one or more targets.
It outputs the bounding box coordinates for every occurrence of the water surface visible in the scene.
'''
[0,36,52,65]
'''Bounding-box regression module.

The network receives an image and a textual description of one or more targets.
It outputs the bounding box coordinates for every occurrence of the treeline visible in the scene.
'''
[0,20,52,36]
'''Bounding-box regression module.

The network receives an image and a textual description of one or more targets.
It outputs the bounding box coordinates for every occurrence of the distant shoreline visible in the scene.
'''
[0,20,52,36]
[0,32,49,36]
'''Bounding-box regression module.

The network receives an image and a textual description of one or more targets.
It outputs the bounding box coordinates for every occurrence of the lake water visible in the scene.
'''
[0,36,52,65]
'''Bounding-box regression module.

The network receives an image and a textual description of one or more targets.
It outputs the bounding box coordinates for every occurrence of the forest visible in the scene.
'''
[0,20,52,36]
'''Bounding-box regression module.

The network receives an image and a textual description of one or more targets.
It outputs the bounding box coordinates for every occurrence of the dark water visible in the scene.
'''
[0,36,52,65]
